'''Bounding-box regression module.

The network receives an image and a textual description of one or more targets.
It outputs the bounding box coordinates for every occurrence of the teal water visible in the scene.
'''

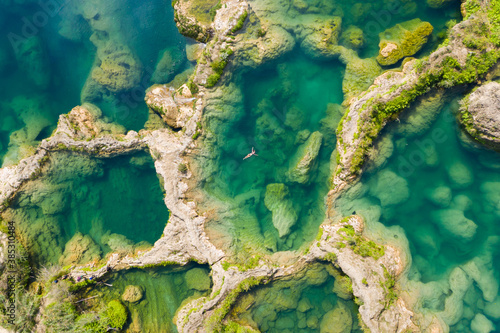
[203,0,462,254]
[0,0,188,165]
[335,97,500,331]
[2,151,169,266]
[203,50,343,252]
[86,265,212,333]
[230,263,362,332]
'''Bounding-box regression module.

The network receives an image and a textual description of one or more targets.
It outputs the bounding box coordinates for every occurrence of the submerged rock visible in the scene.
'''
[13,36,50,89]
[264,183,298,238]
[151,47,186,84]
[376,19,433,66]
[299,15,342,58]
[471,313,496,333]
[340,26,364,50]
[426,186,452,207]
[59,232,101,266]
[122,285,144,303]
[447,161,473,188]
[288,131,323,184]
[91,43,142,93]
[431,209,477,241]
[185,268,211,291]
[369,169,409,206]
[319,300,352,333]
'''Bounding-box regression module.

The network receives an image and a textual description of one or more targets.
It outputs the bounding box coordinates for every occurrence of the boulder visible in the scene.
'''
[369,169,409,206]
[471,314,496,333]
[319,301,352,333]
[447,161,473,188]
[376,19,433,66]
[427,0,454,8]
[59,232,101,266]
[289,131,323,184]
[484,296,500,319]
[122,285,143,303]
[184,267,211,291]
[297,298,313,312]
[340,26,364,50]
[91,43,142,93]
[460,82,500,149]
[151,47,186,84]
[264,183,298,238]
[299,15,342,58]
[431,209,477,241]
[425,186,452,207]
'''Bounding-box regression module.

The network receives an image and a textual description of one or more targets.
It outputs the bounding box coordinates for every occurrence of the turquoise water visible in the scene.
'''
[0,0,188,165]
[86,265,212,333]
[230,263,362,332]
[203,50,343,252]
[202,0,462,254]
[335,97,500,331]
[2,151,169,266]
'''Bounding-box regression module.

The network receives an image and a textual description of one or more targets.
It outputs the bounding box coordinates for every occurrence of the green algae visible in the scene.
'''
[336,99,500,330]
[87,265,212,333]
[1,151,168,266]
[227,263,362,332]
[0,0,189,166]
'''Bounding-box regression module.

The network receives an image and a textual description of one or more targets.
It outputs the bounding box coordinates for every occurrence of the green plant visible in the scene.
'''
[178,163,188,174]
[102,300,127,330]
[209,0,222,21]
[231,11,248,33]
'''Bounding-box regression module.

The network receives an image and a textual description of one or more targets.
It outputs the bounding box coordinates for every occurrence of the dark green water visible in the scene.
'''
[2,151,169,266]
[0,0,188,165]
[230,263,362,332]
[87,265,212,333]
[336,97,500,331]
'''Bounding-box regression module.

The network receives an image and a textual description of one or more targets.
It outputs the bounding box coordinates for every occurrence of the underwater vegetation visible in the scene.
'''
[1,151,168,267]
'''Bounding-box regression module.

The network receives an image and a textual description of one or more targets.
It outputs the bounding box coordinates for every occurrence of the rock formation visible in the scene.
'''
[377,19,433,66]
[264,183,298,238]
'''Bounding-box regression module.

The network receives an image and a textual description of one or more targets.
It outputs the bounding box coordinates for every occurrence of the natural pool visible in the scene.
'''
[202,0,462,255]
[228,263,362,332]
[0,0,188,166]
[335,95,500,331]
[86,265,212,333]
[2,151,169,266]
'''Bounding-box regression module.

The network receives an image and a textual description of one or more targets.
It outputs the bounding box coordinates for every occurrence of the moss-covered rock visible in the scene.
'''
[299,15,342,58]
[319,300,352,333]
[288,131,323,184]
[340,26,364,50]
[59,232,101,266]
[376,19,433,66]
[264,183,298,238]
[342,55,382,104]
[91,43,142,93]
[151,47,186,84]
[122,285,144,303]
[427,0,454,8]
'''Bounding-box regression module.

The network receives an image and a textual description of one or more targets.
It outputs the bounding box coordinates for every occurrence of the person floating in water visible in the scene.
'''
[243,147,258,160]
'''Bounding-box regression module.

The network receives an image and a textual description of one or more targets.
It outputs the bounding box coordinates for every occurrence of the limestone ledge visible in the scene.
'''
[333,0,497,192]
[310,216,416,333]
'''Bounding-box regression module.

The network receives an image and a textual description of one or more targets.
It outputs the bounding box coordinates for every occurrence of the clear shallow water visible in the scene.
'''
[336,98,500,331]
[0,0,188,165]
[229,263,362,332]
[204,50,343,252]
[203,0,462,254]
[2,151,169,266]
[87,265,212,333]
